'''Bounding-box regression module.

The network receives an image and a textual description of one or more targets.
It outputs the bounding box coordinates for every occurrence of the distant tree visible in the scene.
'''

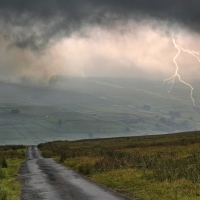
[171,116,175,121]
[175,123,183,130]
[143,105,151,111]
[11,109,20,114]
[125,127,130,132]
[169,111,180,118]
[159,117,167,124]
[88,133,94,139]
[58,119,62,125]
[189,116,193,121]
[181,120,190,129]
[155,123,160,129]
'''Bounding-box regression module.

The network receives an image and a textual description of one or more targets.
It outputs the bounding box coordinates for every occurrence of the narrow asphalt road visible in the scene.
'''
[18,146,130,200]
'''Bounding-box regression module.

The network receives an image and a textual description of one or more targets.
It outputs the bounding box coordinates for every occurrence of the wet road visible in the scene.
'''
[18,146,130,200]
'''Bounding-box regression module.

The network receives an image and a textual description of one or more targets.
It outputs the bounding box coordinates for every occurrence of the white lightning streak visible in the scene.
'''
[164,37,200,107]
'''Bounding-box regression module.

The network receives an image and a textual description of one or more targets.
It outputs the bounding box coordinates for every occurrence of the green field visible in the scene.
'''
[0,78,200,145]
[39,131,200,200]
[0,145,26,200]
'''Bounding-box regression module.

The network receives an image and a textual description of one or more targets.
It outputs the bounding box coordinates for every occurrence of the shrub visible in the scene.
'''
[1,158,7,168]
[78,163,93,175]
[59,153,66,163]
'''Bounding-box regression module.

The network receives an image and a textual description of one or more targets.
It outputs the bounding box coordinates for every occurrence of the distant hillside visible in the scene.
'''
[0,78,199,145]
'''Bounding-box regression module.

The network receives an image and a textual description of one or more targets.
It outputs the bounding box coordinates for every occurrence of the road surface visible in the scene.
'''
[18,146,130,200]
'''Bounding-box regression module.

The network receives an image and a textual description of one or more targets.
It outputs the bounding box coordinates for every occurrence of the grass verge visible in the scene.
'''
[0,145,26,200]
[39,131,200,200]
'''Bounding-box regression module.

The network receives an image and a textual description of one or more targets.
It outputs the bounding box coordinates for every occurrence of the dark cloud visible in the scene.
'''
[0,0,200,50]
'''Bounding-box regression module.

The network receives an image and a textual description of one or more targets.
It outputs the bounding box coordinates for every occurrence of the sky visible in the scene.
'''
[1,0,200,85]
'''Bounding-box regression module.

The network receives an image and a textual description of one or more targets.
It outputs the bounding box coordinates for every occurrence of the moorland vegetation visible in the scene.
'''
[39,131,200,200]
[0,145,26,200]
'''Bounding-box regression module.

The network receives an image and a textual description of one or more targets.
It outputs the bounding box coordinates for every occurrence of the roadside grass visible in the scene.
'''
[39,131,200,200]
[0,145,26,200]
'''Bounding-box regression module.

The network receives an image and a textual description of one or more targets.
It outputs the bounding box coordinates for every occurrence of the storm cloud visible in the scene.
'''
[0,0,200,85]
[0,0,200,50]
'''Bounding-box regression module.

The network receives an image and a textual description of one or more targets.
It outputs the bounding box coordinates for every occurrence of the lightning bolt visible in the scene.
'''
[164,36,200,107]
